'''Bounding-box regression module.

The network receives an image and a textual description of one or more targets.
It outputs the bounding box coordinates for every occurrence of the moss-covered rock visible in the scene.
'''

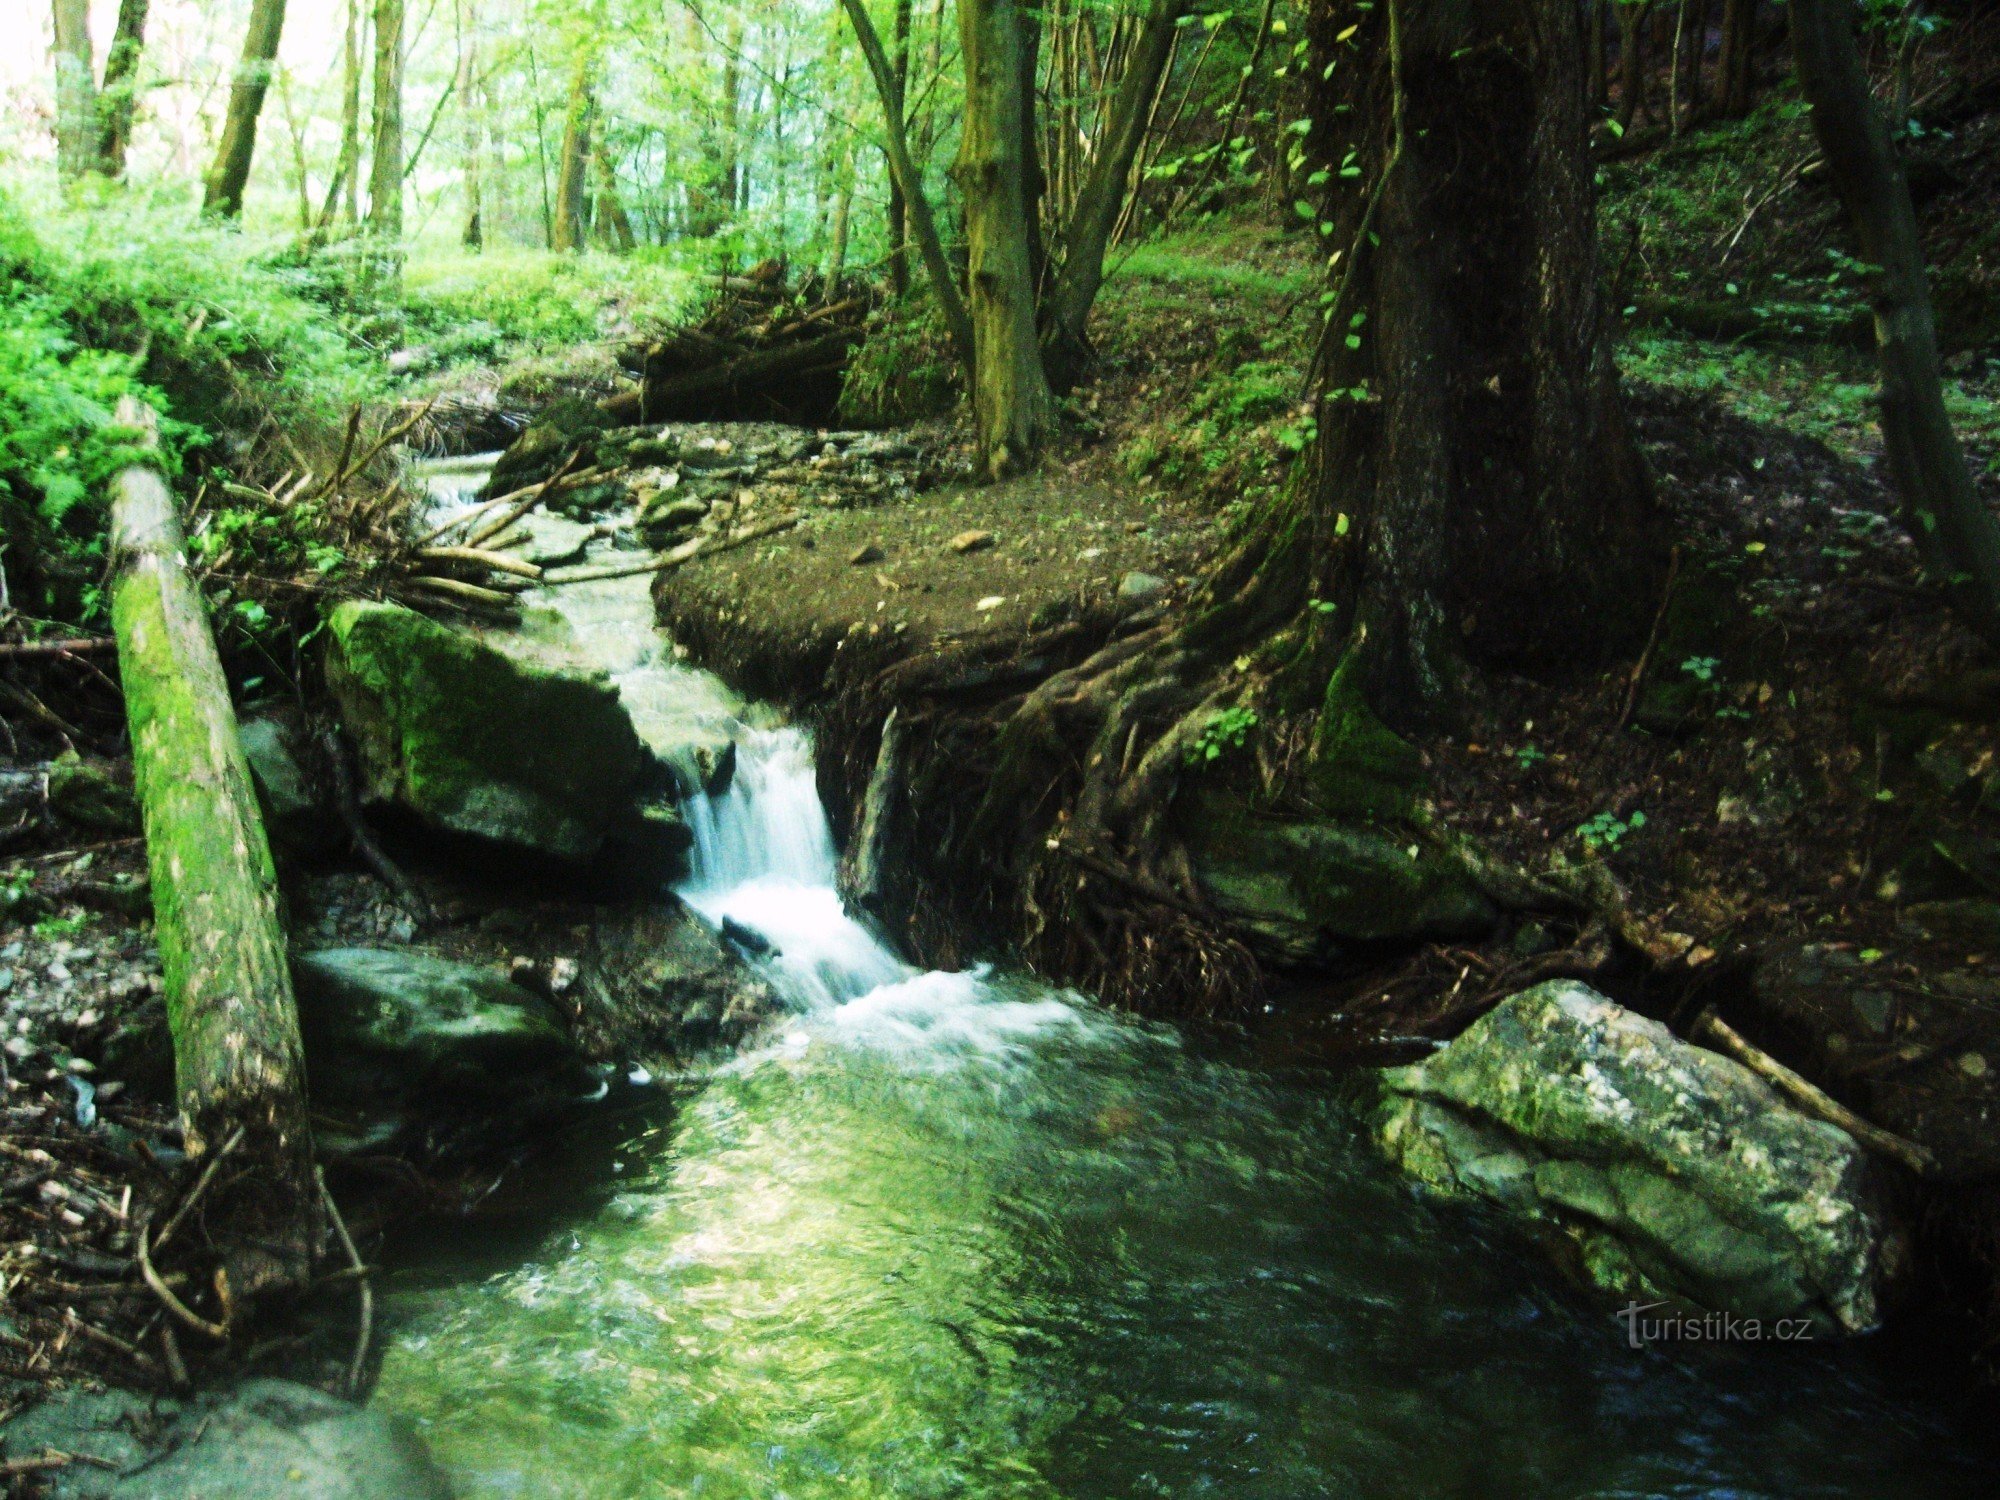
[1372,981,1890,1333]
[480,397,615,498]
[1307,650,1426,819]
[239,708,334,857]
[1177,786,1496,965]
[324,600,645,861]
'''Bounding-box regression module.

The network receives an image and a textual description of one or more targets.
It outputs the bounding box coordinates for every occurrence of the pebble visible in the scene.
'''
[950,529,996,555]
[849,543,885,566]
[1118,572,1166,604]
[1961,1052,1989,1079]
[975,596,1006,612]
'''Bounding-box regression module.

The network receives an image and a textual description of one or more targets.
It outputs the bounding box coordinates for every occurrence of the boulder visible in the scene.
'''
[1178,787,1495,964]
[481,396,614,498]
[3,1379,449,1499]
[514,513,596,568]
[325,600,645,861]
[239,708,334,857]
[571,900,779,1060]
[1372,980,1890,1333]
[1117,571,1166,606]
[293,947,582,1109]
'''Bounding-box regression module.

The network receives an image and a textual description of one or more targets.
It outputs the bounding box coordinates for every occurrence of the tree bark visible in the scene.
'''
[1716,0,1756,115]
[842,0,975,366]
[202,0,288,218]
[107,399,316,1294]
[456,0,483,248]
[1317,0,1658,720]
[552,57,595,253]
[368,0,405,242]
[593,145,636,251]
[314,0,364,233]
[887,0,915,294]
[955,0,1060,476]
[95,0,149,178]
[826,155,855,288]
[1615,0,1653,134]
[51,0,98,184]
[1043,0,1190,389]
[1790,0,2000,633]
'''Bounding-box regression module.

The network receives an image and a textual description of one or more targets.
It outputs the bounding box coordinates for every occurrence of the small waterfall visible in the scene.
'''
[677,727,911,1012]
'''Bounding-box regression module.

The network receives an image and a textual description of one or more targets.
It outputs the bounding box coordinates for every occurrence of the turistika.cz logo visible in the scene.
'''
[1614,1301,1818,1349]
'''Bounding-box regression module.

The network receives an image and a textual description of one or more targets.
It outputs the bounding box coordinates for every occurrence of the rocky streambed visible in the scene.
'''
[5,426,1997,1494]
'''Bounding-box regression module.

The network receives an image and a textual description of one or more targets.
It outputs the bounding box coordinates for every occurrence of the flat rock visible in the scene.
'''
[1118,571,1166,604]
[948,529,995,555]
[848,543,885,566]
[4,1378,450,1499]
[1372,980,1890,1333]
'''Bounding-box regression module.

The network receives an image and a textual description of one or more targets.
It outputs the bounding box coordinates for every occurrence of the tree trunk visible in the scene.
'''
[593,145,636,251]
[955,0,1060,476]
[842,0,975,366]
[720,17,745,219]
[456,0,483,248]
[826,157,855,288]
[1616,0,1653,134]
[1790,0,2000,633]
[887,0,915,295]
[107,399,316,1295]
[96,0,149,178]
[368,0,405,243]
[202,0,287,218]
[1716,0,1755,114]
[315,0,363,232]
[1317,0,1658,719]
[1042,0,1190,389]
[1590,0,1609,109]
[51,0,98,184]
[552,57,595,253]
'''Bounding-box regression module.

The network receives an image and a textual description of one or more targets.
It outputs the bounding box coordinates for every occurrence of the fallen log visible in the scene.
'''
[643,329,862,424]
[106,398,317,1294]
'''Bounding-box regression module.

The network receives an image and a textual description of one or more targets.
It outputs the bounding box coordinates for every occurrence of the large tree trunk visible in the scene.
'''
[368,0,405,241]
[108,400,316,1295]
[51,0,98,184]
[593,145,636,251]
[552,58,595,253]
[95,0,149,178]
[1790,0,2000,633]
[955,0,1059,477]
[1042,0,1190,390]
[1319,0,1658,718]
[202,0,288,218]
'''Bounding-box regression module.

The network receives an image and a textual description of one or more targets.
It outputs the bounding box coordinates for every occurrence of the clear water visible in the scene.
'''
[379,452,1990,1498]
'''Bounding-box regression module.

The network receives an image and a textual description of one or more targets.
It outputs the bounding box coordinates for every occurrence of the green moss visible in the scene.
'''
[325,601,644,861]
[1307,648,1426,818]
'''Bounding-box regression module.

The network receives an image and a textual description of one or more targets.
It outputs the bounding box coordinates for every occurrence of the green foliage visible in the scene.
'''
[838,295,960,427]
[0,184,382,632]
[1577,809,1647,852]
[1187,704,1260,765]
[397,247,699,355]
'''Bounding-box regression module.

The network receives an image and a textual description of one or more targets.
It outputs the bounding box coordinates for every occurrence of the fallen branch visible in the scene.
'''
[464,452,589,548]
[0,637,118,662]
[414,546,543,580]
[137,1221,230,1342]
[1693,1009,1936,1177]
[542,513,801,586]
[317,1167,373,1397]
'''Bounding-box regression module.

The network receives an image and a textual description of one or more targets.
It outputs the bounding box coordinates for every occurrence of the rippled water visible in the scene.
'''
[380,451,1990,1498]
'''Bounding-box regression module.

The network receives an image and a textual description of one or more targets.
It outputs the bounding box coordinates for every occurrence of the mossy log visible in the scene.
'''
[108,398,317,1293]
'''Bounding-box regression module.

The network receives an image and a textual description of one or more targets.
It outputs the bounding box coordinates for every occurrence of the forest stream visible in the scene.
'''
[353,449,1999,1500]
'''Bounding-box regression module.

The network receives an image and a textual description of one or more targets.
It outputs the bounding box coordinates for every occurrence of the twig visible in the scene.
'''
[464,452,588,548]
[542,513,801,586]
[0,637,118,661]
[1693,1010,1936,1176]
[414,546,543,580]
[403,576,524,610]
[316,1168,373,1397]
[320,398,440,497]
[320,728,434,928]
[136,1222,230,1341]
[152,1124,246,1254]
[1617,545,1682,730]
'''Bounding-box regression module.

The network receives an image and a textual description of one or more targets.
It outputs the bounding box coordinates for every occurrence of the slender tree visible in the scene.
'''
[203,0,290,218]
[51,0,98,183]
[457,0,485,247]
[552,55,596,252]
[96,0,150,178]
[369,0,406,242]
[886,0,915,294]
[1790,0,2000,633]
